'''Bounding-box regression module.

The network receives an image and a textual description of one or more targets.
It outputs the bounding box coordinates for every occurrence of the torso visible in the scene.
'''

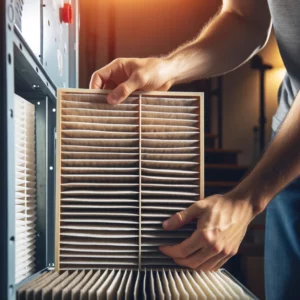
[267,0,300,131]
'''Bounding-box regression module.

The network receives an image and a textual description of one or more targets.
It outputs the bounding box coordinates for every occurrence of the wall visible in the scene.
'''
[79,0,221,87]
[113,0,221,58]
[220,32,284,165]
[79,0,110,88]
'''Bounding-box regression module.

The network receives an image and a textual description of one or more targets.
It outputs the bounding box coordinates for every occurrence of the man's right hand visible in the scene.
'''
[89,0,270,105]
[89,57,174,104]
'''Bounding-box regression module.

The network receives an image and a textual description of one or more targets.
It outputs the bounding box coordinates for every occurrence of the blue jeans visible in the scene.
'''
[265,133,300,299]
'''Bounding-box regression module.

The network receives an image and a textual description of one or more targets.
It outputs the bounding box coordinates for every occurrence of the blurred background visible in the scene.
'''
[78,1,285,298]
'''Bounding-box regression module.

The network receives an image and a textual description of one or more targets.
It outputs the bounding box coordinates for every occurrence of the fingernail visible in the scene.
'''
[163,219,171,229]
[108,94,118,104]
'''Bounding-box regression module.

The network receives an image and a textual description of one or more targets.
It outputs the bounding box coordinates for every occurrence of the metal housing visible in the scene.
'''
[0,1,78,299]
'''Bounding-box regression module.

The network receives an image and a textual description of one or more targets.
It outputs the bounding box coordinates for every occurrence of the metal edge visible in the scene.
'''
[220,268,260,300]
[35,97,48,271]
[47,99,56,268]
[1,1,16,299]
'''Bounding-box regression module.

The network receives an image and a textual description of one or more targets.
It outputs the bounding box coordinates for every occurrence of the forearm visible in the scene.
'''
[230,91,300,213]
[165,4,271,85]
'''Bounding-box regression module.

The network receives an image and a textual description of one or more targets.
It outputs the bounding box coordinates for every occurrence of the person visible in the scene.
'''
[89,1,300,299]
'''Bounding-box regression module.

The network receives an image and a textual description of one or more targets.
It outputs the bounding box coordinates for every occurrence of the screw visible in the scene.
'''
[9,236,14,245]
[49,166,53,171]
[9,285,13,295]
[52,108,56,112]
[37,102,41,105]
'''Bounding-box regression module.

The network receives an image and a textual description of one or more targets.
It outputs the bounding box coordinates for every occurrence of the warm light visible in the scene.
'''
[269,67,286,85]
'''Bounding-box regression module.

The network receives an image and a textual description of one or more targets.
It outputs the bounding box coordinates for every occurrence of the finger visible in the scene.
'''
[103,80,117,90]
[107,74,142,104]
[162,201,205,231]
[156,82,172,91]
[159,230,205,259]
[89,64,114,89]
[173,247,217,269]
[196,251,228,272]
[212,255,232,271]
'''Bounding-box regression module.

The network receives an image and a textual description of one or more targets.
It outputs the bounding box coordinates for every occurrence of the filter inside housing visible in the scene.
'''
[55,89,204,270]
[17,269,253,300]
[14,94,37,283]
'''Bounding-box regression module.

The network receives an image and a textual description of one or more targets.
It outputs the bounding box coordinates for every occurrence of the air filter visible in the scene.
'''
[17,269,254,300]
[14,94,37,283]
[55,89,204,270]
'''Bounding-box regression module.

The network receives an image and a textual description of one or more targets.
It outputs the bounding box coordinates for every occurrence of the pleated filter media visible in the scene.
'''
[55,89,205,271]
[17,269,252,300]
[14,94,37,284]
[16,89,257,299]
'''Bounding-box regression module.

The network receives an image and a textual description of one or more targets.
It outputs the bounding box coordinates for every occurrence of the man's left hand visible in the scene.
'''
[160,193,259,271]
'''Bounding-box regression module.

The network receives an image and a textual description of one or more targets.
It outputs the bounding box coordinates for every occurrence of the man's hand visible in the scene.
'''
[89,57,174,104]
[90,1,270,105]
[160,193,258,271]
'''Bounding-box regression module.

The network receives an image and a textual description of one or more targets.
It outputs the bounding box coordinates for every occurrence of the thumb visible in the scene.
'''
[89,61,117,89]
[162,201,204,230]
[107,75,141,104]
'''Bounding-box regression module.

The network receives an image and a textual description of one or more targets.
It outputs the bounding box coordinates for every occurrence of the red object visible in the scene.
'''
[62,3,73,24]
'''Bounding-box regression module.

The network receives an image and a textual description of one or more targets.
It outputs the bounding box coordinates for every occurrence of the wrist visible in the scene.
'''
[163,43,211,85]
[225,178,269,216]
[163,52,193,86]
[161,55,180,86]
